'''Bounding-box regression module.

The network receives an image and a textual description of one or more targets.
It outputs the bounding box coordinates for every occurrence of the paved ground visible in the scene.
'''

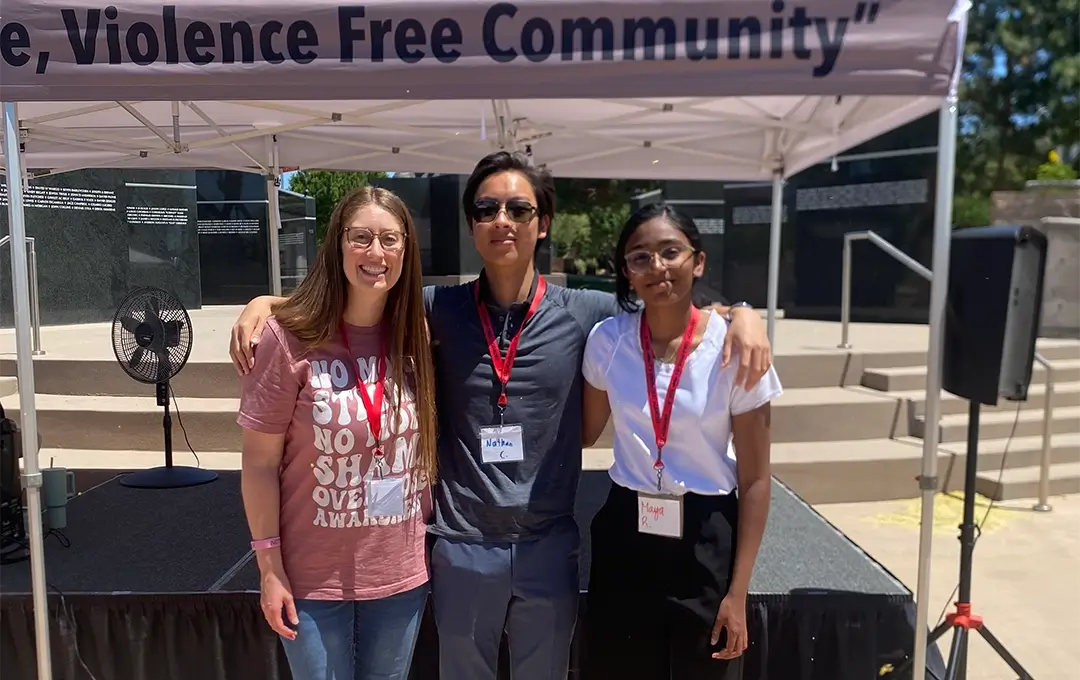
[818,492,1080,679]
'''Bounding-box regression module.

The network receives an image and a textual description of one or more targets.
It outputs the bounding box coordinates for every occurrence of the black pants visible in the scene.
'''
[582,483,742,680]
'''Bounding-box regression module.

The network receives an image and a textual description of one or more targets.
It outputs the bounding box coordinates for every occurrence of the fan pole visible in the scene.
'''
[160,382,174,469]
[118,380,217,489]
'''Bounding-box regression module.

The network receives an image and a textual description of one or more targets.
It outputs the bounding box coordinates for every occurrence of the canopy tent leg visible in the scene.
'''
[911,88,961,680]
[266,135,283,297]
[766,171,784,347]
[2,101,53,680]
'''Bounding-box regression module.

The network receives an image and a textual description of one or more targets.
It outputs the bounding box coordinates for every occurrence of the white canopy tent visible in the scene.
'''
[1,1,967,677]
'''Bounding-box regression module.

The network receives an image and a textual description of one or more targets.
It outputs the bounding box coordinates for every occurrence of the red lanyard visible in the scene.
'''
[640,307,700,491]
[339,319,387,458]
[474,275,547,411]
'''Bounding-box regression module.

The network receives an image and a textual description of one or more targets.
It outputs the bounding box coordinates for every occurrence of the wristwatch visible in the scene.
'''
[724,301,753,322]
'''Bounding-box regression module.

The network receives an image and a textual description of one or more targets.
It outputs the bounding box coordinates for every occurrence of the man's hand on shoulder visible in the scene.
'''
[714,304,772,389]
[230,295,282,376]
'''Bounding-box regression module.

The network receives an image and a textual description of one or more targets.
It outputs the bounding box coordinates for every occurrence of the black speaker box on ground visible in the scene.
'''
[943,225,1048,406]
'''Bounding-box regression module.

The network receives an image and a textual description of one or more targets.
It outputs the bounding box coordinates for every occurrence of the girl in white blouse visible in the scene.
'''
[580,203,782,678]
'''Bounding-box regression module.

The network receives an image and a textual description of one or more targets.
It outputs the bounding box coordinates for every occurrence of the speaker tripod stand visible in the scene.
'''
[890,401,1034,680]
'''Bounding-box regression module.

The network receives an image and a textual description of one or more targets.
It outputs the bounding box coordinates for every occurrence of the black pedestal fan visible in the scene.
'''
[111,287,218,489]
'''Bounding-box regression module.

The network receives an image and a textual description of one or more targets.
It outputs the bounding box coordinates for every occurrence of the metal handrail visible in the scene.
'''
[838,230,932,349]
[838,229,1059,511]
[0,234,45,355]
[1032,353,1055,512]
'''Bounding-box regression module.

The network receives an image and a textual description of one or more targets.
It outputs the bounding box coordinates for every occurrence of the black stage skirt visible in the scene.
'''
[582,482,742,680]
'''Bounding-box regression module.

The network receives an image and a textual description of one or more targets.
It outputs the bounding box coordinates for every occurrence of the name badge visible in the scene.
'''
[479,424,525,463]
[366,477,406,518]
[637,493,683,538]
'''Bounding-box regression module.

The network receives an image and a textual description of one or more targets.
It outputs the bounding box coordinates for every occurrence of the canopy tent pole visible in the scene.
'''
[766,171,784,346]
[911,34,965,676]
[2,101,53,680]
[266,135,283,297]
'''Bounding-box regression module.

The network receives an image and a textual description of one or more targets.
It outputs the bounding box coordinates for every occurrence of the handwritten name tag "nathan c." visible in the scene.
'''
[637,493,683,538]
[479,424,525,463]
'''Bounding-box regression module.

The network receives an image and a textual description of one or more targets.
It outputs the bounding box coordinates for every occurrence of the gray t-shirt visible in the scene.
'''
[424,273,619,542]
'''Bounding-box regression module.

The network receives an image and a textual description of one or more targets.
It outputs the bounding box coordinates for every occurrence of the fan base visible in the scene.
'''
[119,466,218,489]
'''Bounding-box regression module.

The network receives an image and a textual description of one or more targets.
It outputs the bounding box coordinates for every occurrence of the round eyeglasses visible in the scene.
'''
[624,244,696,274]
[345,228,406,252]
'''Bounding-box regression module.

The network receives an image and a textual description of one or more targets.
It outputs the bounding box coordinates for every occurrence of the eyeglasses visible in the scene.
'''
[345,228,406,252]
[470,199,538,224]
[624,244,696,274]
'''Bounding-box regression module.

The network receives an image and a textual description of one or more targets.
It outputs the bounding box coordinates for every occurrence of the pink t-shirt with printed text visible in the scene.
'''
[237,316,432,601]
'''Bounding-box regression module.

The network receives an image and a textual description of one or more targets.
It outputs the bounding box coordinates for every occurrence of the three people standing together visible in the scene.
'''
[232,151,779,680]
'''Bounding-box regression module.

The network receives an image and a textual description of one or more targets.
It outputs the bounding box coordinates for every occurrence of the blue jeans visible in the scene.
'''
[280,584,428,680]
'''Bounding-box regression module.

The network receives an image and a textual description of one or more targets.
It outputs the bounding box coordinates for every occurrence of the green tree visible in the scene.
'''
[1032,0,1080,155]
[287,170,385,243]
[958,0,1079,196]
[551,179,656,272]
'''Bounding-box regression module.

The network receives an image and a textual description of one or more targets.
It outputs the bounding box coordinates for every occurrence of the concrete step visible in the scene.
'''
[771,434,1080,504]
[0,358,240,399]
[975,462,1080,501]
[31,446,619,495]
[590,385,917,447]
[26,435,1079,505]
[11,383,1073,455]
[896,381,1080,418]
[22,386,896,454]
[0,350,959,397]
[911,405,1080,443]
[5,394,240,452]
[862,358,1080,393]
[0,376,16,399]
[13,386,900,454]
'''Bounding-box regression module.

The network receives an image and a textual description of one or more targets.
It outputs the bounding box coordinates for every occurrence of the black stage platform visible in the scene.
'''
[1,471,945,680]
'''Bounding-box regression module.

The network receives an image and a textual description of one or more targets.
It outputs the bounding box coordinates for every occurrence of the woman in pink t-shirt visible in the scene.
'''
[237,186,438,680]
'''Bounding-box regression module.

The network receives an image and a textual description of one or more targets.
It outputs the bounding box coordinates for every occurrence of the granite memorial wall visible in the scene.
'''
[196,171,316,305]
[652,113,939,323]
[277,190,317,295]
[0,169,201,326]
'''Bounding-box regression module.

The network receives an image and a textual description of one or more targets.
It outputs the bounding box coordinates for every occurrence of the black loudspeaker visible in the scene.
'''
[942,225,1048,406]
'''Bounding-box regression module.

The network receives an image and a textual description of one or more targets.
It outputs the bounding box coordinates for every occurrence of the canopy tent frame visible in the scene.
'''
[1,1,968,677]
[6,95,903,181]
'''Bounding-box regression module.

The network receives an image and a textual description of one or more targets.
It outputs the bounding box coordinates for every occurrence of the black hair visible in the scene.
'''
[614,202,711,313]
[462,151,555,250]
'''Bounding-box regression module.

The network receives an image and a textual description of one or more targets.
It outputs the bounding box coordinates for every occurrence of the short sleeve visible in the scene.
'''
[582,320,617,391]
[237,320,303,435]
[730,362,784,416]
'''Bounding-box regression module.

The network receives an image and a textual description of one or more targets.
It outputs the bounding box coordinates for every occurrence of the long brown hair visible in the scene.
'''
[273,186,438,483]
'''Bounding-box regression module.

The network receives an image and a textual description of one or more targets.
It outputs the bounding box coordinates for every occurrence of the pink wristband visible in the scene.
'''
[250,537,281,551]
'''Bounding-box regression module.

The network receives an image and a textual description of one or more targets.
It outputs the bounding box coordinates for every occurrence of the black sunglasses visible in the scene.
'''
[470,199,538,224]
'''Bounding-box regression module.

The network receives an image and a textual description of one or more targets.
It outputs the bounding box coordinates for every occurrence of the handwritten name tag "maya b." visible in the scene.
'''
[637,493,683,538]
